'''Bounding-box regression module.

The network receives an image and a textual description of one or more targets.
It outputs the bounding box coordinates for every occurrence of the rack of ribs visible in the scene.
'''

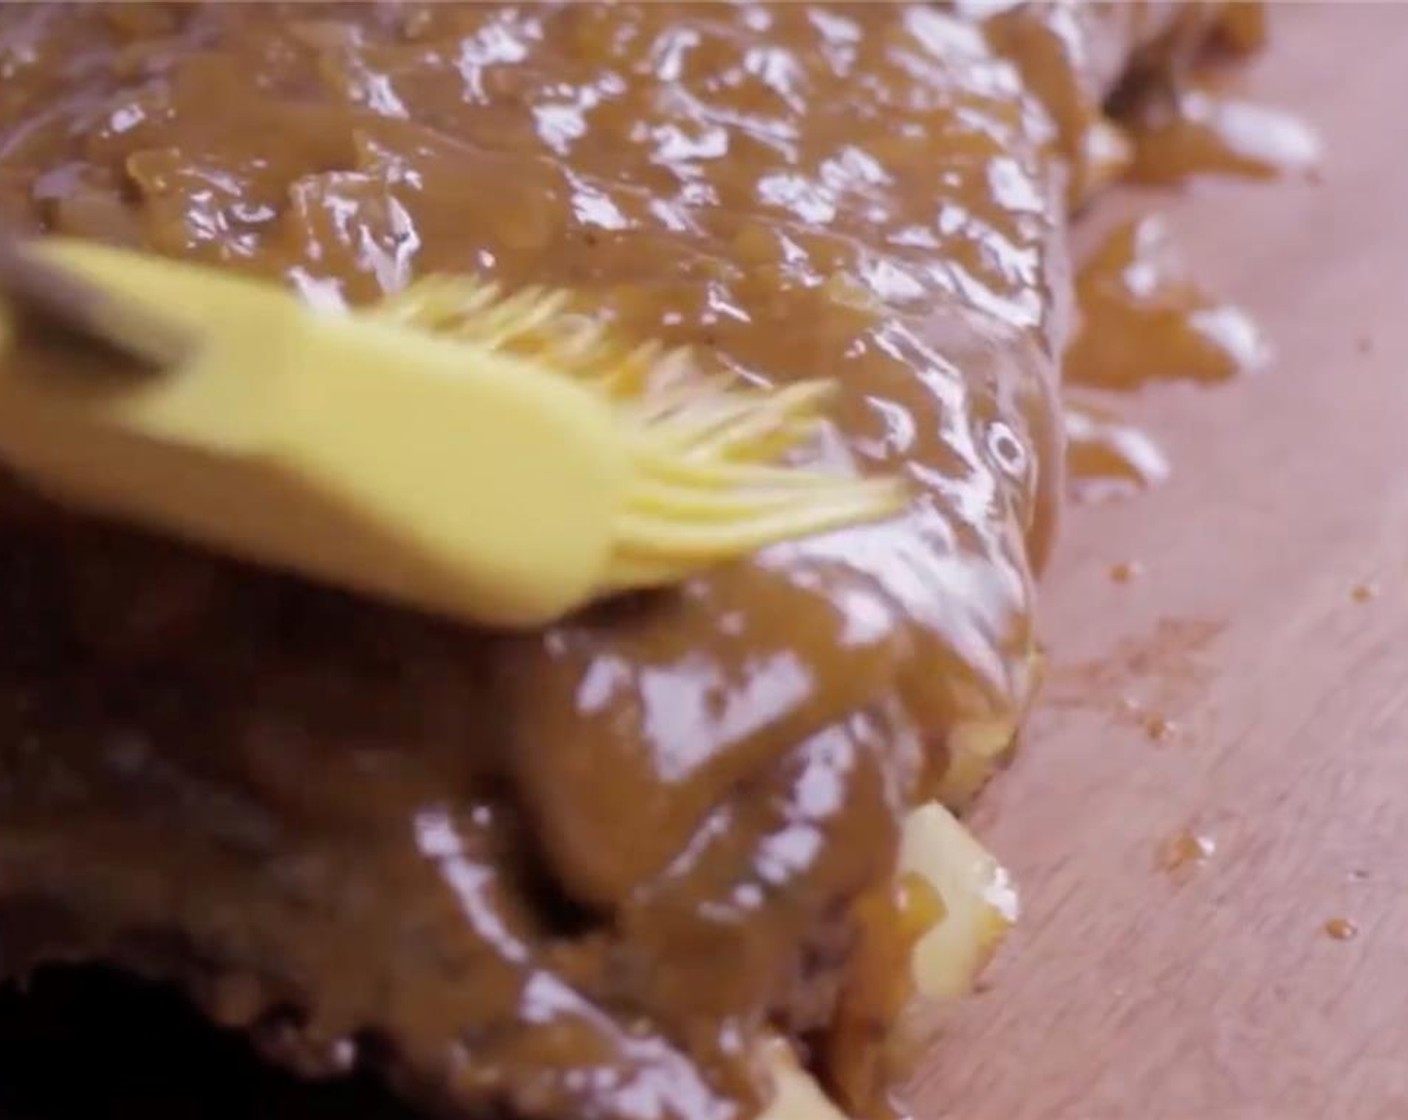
[0,4,1260,1118]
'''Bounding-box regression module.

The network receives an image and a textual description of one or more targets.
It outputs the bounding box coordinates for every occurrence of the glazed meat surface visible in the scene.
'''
[0,4,1240,1118]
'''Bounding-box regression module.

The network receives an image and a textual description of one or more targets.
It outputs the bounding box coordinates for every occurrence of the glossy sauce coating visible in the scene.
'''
[0,4,1254,1119]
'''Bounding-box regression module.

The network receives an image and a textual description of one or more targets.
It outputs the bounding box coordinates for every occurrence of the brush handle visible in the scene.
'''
[0,232,194,371]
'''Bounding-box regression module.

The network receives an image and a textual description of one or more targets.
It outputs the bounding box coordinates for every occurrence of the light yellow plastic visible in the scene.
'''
[0,240,905,628]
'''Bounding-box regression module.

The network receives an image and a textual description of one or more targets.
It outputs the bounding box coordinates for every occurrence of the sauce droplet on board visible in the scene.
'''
[1109,561,1143,584]
[1127,89,1321,184]
[1159,830,1216,874]
[1142,712,1179,744]
[1065,216,1270,390]
[1324,917,1358,942]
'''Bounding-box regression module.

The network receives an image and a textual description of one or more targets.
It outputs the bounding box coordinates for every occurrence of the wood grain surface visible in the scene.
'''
[919,5,1408,1118]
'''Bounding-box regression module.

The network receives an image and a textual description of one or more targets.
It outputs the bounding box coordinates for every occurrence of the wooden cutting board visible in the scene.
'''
[918,5,1408,1117]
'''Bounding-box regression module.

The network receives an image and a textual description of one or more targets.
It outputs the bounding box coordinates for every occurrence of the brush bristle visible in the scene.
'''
[371,277,906,587]
[373,278,663,395]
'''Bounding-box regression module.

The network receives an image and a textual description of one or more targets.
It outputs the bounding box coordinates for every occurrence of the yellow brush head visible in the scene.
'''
[0,240,905,628]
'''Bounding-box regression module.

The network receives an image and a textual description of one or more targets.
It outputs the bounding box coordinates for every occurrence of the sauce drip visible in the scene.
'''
[1129,90,1321,184]
[823,872,946,1118]
[1066,216,1270,390]
[1064,401,1171,502]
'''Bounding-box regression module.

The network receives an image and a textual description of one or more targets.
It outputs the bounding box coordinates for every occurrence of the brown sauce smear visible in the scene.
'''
[1061,209,1275,500]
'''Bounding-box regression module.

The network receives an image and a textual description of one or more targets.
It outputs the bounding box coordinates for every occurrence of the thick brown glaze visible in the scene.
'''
[0,4,1258,1119]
